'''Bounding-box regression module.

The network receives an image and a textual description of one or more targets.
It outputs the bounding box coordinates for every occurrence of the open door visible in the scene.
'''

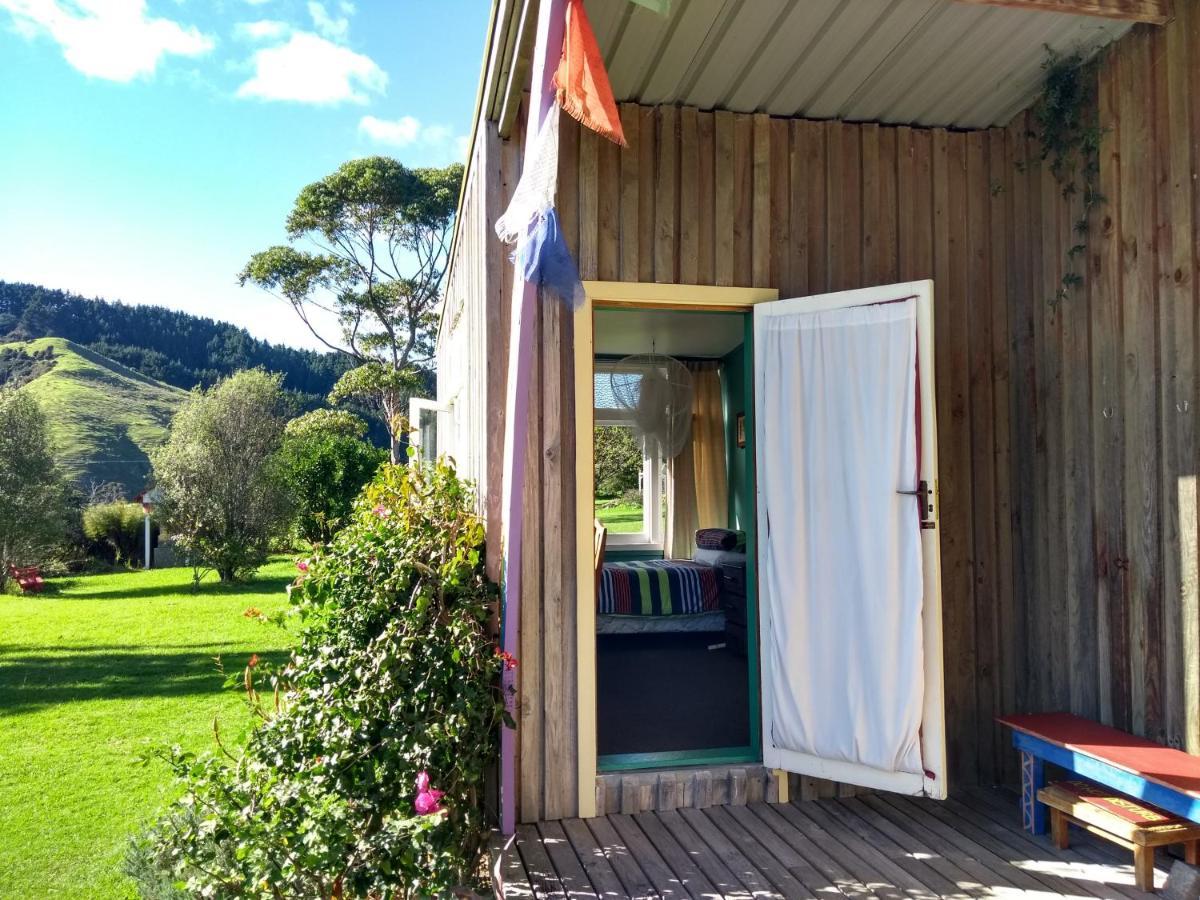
[754,280,946,798]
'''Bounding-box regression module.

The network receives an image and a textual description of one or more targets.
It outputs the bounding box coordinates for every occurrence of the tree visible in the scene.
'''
[594,425,643,498]
[152,370,291,584]
[238,157,463,461]
[0,389,73,588]
[278,409,386,545]
[82,502,147,565]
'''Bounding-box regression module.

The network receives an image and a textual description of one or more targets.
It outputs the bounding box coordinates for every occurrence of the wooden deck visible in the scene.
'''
[494,787,1174,899]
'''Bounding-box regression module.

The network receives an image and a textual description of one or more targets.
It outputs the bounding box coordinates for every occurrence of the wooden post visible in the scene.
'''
[1050,808,1070,849]
[1133,845,1156,892]
[499,0,566,836]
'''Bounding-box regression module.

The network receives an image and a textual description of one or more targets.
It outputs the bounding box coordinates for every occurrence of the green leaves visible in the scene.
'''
[131,460,502,898]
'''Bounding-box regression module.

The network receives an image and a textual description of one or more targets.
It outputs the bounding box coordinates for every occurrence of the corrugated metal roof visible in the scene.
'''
[584,0,1133,128]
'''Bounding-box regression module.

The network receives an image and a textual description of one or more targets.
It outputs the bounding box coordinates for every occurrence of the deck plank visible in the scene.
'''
[817,797,974,900]
[703,804,823,899]
[608,813,693,899]
[746,803,880,900]
[587,813,662,899]
[955,788,1164,894]
[541,820,601,899]
[562,818,630,900]
[631,812,725,900]
[787,801,943,900]
[724,804,845,899]
[886,794,1129,900]
[939,792,1157,897]
[678,806,786,899]
[854,794,1022,898]
[500,794,1168,900]
[518,823,570,900]
[657,809,755,900]
[768,802,915,900]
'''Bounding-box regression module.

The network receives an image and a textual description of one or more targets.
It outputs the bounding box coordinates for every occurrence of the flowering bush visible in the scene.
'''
[129,461,506,898]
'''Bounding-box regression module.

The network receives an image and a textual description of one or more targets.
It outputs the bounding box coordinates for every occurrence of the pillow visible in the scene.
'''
[692,547,746,568]
[696,528,743,551]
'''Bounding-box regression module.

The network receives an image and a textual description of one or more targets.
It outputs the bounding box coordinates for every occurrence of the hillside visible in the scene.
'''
[1,338,186,494]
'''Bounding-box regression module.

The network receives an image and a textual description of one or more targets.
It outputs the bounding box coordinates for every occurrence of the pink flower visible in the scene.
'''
[372,504,391,518]
[248,654,260,668]
[296,560,309,572]
[414,771,445,816]
[495,648,518,671]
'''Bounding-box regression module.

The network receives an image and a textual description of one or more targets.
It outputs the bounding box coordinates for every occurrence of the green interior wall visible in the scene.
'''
[721,340,751,531]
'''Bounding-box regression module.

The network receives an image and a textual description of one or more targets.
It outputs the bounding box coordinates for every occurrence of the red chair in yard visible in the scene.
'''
[7,565,44,593]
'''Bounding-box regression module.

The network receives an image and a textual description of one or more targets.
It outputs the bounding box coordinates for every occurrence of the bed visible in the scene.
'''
[596,559,725,634]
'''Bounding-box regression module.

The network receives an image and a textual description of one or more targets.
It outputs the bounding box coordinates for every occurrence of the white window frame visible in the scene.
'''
[408,397,444,465]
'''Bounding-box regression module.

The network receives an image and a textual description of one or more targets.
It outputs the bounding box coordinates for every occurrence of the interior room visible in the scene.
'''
[591,306,756,765]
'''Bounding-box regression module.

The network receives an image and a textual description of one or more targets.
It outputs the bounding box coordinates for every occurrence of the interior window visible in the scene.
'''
[593,365,663,549]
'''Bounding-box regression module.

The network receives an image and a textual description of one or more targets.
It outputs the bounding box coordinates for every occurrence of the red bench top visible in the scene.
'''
[998,712,1200,799]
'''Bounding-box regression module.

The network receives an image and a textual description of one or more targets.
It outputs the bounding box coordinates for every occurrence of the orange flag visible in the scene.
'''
[554,0,626,147]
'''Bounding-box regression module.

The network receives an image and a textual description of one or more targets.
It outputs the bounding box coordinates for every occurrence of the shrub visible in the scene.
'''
[82,502,147,564]
[594,424,641,498]
[278,409,386,546]
[152,370,292,583]
[131,460,506,899]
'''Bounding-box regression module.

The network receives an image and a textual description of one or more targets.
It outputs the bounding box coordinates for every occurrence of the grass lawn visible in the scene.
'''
[595,501,644,533]
[0,560,296,897]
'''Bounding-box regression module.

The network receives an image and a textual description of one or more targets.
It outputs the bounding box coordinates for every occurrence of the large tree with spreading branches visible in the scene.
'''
[239,157,462,461]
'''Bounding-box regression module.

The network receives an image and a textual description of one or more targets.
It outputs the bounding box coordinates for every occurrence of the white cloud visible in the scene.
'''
[236,31,385,104]
[456,134,471,160]
[234,19,289,41]
[307,0,348,43]
[0,0,214,82]
[360,115,469,159]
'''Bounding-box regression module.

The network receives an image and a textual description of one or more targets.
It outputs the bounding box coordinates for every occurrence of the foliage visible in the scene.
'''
[594,424,643,498]
[278,409,386,545]
[82,501,150,565]
[239,157,461,459]
[134,460,506,899]
[0,388,75,589]
[0,281,352,402]
[0,343,56,388]
[327,361,426,455]
[284,407,369,441]
[152,370,292,583]
[0,561,295,896]
[1030,46,1105,306]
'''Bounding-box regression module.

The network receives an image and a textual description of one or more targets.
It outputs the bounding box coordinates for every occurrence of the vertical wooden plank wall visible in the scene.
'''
[1009,14,1200,757]
[451,10,1200,818]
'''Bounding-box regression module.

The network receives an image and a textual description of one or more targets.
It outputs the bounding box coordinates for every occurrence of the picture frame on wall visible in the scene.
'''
[736,412,746,448]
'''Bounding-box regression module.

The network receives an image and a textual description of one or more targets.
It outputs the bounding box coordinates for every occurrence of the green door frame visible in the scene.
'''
[596,309,761,773]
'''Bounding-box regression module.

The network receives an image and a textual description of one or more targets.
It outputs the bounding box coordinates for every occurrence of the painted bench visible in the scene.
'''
[999,713,1200,836]
[1039,780,1200,890]
[7,565,44,593]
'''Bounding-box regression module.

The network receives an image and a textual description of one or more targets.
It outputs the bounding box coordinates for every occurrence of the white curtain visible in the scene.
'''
[758,299,924,777]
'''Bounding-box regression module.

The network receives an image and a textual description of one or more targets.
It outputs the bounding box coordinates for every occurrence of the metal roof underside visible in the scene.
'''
[583,0,1134,129]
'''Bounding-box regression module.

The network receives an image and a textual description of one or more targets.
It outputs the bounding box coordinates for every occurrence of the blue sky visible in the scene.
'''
[0,0,490,350]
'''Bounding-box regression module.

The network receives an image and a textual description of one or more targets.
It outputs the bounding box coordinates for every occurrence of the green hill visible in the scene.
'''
[0,337,187,495]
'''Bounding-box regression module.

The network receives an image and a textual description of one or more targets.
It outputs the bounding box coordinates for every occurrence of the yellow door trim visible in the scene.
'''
[573,280,779,819]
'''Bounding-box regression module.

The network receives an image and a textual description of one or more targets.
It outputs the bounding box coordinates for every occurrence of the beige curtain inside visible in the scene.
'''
[666,362,729,559]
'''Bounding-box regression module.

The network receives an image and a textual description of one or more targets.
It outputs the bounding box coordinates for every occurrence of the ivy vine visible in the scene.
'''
[1026,46,1106,307]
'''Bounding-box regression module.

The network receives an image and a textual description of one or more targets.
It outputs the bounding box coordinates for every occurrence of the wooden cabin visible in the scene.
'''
[435,0,1200,854]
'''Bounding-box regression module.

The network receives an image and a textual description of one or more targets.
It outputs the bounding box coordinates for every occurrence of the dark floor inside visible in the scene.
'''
[597,633,750,756]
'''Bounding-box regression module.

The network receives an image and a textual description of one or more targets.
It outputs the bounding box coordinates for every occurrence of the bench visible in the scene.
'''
[1039,780,1200,890]
[999,713,1200,840]
[7,565,44,593]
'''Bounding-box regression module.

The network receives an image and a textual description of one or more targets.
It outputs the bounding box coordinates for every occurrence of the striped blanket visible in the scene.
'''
[598,560,721,616]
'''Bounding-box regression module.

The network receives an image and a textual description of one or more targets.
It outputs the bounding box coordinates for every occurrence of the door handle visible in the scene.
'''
[898,480,935,527]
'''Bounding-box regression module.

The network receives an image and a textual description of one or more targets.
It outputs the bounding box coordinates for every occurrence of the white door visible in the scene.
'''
[754,279,946,798]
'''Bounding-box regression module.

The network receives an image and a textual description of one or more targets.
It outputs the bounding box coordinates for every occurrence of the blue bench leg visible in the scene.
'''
[1021,751,1048,835]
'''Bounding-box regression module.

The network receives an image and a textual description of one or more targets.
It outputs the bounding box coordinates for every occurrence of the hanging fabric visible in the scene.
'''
[757,299,924,777]
[555,0,626,147]
[690,363,728,530]
[495,104,561,244]
[518,207,585,309]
